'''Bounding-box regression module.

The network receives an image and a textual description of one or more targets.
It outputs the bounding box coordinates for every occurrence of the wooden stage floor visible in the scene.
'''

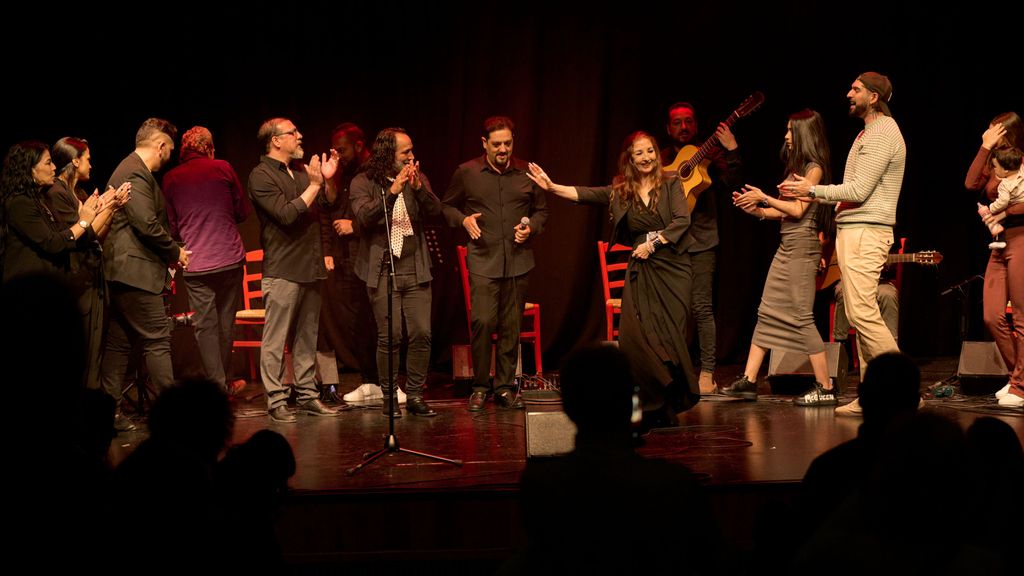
[109,356,1024,573]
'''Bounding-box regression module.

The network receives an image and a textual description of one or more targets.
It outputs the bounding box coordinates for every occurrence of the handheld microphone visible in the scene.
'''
[518,216,530,231]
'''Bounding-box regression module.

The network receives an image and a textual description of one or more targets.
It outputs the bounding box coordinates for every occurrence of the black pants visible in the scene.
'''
[318,260,378,383]
[100,282,174,401]
[185,267,242,389]
[470,273,528,394]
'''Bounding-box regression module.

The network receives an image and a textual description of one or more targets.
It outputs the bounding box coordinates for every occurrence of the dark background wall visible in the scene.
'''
[4,2,1018,369]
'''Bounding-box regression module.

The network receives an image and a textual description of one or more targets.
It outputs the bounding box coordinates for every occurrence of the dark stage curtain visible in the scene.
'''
[4,4,1014,369]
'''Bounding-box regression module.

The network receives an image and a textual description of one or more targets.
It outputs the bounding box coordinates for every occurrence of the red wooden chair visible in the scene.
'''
[456,245,543,375]
[597,241,632,341]
[233,250,265,381]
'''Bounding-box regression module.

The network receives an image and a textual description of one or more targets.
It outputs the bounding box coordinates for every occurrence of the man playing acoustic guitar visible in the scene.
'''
[661,102,743,395]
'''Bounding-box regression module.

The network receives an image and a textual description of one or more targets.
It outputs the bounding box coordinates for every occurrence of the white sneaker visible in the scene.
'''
[995,383,1011,400]
[997,393,1024,408]
[834,398,863,416]
[989,241,1007,250]
[343,383,383,403]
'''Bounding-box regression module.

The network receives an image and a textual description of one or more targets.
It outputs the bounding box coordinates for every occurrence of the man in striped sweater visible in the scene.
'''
[780,71,905,416]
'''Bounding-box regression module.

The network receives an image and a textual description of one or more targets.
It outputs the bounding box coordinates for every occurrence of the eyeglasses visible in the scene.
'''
[274,129,298,138]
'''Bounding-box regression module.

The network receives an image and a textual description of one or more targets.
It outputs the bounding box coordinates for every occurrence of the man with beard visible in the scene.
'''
[780,72,905,416]
[443,116,548,412]
[662,103,742,395]
[316,123,398,404]
[101,118,189,415]
[248,118,344,422]
[350,128,441,418]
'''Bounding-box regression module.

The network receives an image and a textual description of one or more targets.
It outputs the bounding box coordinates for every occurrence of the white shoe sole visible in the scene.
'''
[998,394,1024,408]
[995,383,1010,400]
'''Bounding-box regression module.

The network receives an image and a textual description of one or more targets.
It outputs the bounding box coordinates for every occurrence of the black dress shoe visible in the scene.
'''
[495,390,524,409]
[114,413,136,432]
[406,397,437,417]
[298,399,340,416]
[382,399,402,418]
[269,406,297,423]
[468,391,487,412]
[720,375,758,401]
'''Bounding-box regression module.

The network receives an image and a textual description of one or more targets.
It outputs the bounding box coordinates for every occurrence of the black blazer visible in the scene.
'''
[349,172,441,289]
[103,152,179,294]
[576,176,694,253]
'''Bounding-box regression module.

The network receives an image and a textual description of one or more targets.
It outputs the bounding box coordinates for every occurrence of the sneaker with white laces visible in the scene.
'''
[997,393,1024,408]
[995,383,1011,400]
[794,382,838,406]
[343,383,383,403]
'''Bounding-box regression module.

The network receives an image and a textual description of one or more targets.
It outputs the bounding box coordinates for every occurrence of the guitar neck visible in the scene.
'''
[887,254,921,265]
[682,111,739,172]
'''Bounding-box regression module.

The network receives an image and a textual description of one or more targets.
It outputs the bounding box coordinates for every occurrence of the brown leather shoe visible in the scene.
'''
[406,397,437,417]
[269,406,297,423]
[298,399,340,417]
[468,391,487,412]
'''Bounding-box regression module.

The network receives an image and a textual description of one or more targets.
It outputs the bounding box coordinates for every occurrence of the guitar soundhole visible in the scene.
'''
[678,166,692,178]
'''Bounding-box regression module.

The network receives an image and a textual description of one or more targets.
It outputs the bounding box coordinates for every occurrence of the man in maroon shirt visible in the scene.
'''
[163,126,250,392]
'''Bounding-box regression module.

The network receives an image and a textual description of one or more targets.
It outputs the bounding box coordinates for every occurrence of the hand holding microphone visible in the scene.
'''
[514,216,531,244]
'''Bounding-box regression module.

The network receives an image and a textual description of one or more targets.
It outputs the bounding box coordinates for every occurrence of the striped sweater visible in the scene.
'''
[817,115,905,227]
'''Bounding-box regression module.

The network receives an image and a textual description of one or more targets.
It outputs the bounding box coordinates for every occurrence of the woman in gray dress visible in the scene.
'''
[722,109,836,406]
[527,131,699,427]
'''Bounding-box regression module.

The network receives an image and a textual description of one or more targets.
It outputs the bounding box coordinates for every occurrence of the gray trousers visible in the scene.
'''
[690,249,716,373]
[260,276,321,410]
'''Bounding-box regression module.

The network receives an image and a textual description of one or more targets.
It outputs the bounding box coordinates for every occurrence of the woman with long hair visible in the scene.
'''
[726,109,835,405]
[966,111,1024,407]
[1,141,102,283]
[528,131,698,427]
[47,137,129,390]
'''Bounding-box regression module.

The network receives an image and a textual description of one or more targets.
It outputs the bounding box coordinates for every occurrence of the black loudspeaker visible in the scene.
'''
[767,342,848,395]
[525,411,576,458]
[957,341,1008,395]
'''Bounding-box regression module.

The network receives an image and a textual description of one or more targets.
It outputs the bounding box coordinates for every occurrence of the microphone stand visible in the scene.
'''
[932,274,984,391]
[347,178,462,475]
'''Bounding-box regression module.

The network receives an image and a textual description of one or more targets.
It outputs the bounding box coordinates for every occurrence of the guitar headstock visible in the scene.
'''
[736,92,765,118]
[912,250,943,265]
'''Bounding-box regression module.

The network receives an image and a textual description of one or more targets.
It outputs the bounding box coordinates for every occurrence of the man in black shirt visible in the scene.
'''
[247,118,343,422]
[443,117,548,411]
[350,128,441,418]
[663,102,742,394]
[317,123,391,404]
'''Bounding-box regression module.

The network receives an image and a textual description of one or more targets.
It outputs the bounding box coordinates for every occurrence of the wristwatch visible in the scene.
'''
[807,186,817,199]
[78,219,90,230]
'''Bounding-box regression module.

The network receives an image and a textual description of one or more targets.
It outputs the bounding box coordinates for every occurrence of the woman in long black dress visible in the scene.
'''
[48,137,129,390]
[528,131,698,426]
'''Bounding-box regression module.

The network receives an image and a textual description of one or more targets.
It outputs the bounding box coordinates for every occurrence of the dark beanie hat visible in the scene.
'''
[857,72,893,117]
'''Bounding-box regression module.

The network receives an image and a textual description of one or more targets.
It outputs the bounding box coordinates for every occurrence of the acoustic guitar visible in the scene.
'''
[662,91,765,212]
[816,250,943,291]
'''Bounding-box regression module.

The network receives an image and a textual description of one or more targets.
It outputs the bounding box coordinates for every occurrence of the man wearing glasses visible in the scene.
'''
[247,118,346,422]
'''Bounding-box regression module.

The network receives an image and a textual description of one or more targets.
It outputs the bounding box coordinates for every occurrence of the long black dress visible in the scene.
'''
[577,177,699,414]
